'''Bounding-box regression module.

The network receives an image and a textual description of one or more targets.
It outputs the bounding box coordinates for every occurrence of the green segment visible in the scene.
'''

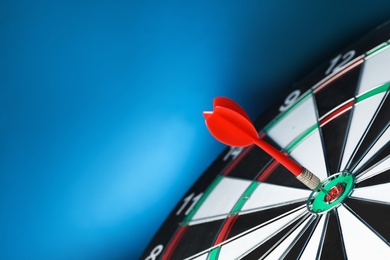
[231,181,259,214]
[264,90,312,133]
[366,42,389,57]
[208,247,220,260]
[182,175,223,225]
[356,82,390,103]
[309,172,355,213]
[285,123,318,153]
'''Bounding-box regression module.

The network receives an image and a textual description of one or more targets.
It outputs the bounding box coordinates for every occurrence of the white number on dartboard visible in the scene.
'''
[223,146,244,161]
[176,192,203,216]
[279,90,301,112]
[145,244,163,260]
[325,50,356,75]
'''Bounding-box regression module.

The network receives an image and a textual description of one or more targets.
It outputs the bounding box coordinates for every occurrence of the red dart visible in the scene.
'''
[204,97,320,190]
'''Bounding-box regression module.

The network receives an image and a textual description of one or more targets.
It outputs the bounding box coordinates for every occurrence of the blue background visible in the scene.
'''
[2,1,390,259]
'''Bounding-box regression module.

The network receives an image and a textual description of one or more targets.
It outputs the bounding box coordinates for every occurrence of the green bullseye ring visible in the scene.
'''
[307,172,355,214]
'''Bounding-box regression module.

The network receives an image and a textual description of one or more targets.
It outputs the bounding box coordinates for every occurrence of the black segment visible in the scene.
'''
[284,216,321,259]
[170,219,224,260]
[227,146,273,180]
[264,164,308,189]
[314,65,360,118]
[357,169,390,188]
[227,202,305,240]
[345,198,390,243]
[320,210,346,259]
[321,111,352,174]
[348,93,390,170]
[243,215,309,259]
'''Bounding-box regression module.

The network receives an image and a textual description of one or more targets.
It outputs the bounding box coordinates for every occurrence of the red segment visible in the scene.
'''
[258,132,266,139]
[319,100,355,127]
[214,215,238,245]
[161,225,188,260]
[256,160,280,182]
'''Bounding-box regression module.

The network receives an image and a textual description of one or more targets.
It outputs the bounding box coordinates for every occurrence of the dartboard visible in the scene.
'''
[141,22,390,260]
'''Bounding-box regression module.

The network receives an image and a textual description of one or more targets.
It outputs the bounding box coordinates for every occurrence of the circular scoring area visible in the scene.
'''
[307,172,355,214]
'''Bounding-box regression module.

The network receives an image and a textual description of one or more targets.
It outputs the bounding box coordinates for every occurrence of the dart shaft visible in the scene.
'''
[253,138,302,175]
[253,138,320,190]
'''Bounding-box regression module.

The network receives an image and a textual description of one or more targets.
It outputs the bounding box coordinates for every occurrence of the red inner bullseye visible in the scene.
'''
[324,184,344,204]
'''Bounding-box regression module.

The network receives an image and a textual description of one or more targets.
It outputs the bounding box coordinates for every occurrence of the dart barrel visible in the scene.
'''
[296,167,321,190]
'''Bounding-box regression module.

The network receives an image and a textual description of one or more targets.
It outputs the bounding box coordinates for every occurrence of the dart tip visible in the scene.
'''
[203,111,213,119]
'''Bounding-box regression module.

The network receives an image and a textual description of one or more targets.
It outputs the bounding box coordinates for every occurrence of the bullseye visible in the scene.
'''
[307,171,355,214]
[324,184,344,204]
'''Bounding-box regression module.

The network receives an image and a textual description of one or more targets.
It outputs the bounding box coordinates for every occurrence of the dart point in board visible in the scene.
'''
[203,97,321,190]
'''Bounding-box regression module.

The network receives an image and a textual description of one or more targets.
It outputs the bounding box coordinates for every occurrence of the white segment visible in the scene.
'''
[338,205,390,259]
[289,129,328,181]
[267,95,317,149]
[300,215,326,260]
[266,217,312,259]
[359,45,390,95]
[218,207,307,259]
[351,183,390,204]
[354,126,390,172]
[357,156,390,183]
[190,177,251,223]
[340,93,386,170]
[240,182,310,214]
[189,252,208,260]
